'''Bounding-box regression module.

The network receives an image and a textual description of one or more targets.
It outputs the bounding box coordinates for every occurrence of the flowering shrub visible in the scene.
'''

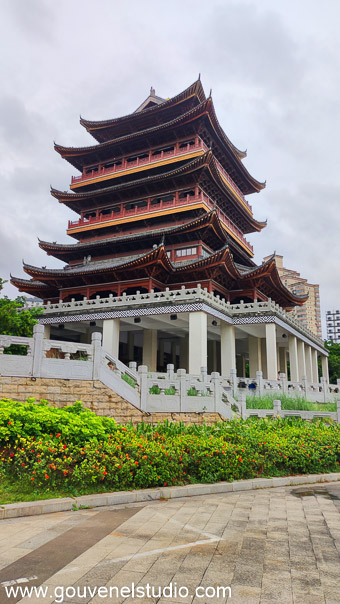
[0,399,117,445]
[1,399,340,498]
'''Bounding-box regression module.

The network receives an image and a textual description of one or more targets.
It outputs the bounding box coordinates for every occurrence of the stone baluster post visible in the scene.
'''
[230,368,238,398]
[138,365,148,411]
[211,372,220,412]
[279,372,287,394]
[273,399,282,417]
[32,324,44,378]
[256,370,263,396]
[167,364,174,380]
[129,361,137,373]
[177,368,187,412]
[91,331,102,380]
[200,366,208,383]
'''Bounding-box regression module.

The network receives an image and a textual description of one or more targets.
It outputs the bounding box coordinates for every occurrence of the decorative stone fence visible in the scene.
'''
[138,365,233,418]
[235,393,340,423]
[37,285,325,351]
[224,370,340,403]
[0,325,339,422]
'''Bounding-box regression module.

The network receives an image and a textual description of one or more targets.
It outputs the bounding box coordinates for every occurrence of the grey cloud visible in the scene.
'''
[0,0,339,334]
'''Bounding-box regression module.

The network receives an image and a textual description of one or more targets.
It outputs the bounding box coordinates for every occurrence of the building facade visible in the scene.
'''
[326,310,340,344]
[263,255,322,338]
[11,80,329,382]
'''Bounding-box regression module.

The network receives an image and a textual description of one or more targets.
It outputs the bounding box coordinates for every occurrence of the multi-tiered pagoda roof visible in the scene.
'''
[11,79,307,309]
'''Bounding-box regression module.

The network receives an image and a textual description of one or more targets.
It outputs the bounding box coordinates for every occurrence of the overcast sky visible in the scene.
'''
[1,0,339,335]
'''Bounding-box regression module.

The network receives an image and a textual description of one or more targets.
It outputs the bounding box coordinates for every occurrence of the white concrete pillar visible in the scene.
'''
[261,338,267,379]
[279,347,288,375]
[297,340,306,379]
[220,322,236,377]
[102,318,120,357]
[249,336,262,378]
[265,323,277,380]
[289,335,299,382]
[321,355,329,383]
[305,345,313,383]
[189,312,207,374]
[179,335,188,371]
[312,349,319,384]
[143,329,157,371]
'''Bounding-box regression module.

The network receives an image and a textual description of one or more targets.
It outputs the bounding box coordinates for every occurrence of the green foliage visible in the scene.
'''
[0,399,117,445]
[1,398,339,502]
[246,394,337,412]
[149,385,176,395]
[149,384,161,394]
[187,387,198,396]
[0,283,43,339]
[121,374,136,388]
[324,340,340,383]
[164,386,176,395]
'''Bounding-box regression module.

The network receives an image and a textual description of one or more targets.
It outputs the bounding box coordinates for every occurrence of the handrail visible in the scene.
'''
[39,286,325,350]
[67,191,253,253]
[70,139,206,186]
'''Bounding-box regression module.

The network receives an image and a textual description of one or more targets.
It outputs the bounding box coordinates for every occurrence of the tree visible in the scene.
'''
[324,340,340,383]
[0,280,43,338]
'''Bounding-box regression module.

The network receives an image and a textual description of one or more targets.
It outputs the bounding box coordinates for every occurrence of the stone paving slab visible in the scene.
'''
[0,483,340,603]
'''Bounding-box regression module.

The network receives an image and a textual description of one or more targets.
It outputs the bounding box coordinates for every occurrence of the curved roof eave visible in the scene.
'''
[22,245,173,280]
[51,152,265,231]
[80,79,206,135]
[240,256,309,307]
[38,211,227,253]
[55,99,262,191]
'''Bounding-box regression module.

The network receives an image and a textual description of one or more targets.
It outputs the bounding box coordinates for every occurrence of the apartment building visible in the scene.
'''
[263,255,322,338]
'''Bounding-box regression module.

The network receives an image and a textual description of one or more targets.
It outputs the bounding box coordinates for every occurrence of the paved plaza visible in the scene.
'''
[0,483,340,604]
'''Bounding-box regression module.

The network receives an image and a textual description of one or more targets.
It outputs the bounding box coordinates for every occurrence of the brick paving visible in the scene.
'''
[0,483,340,603]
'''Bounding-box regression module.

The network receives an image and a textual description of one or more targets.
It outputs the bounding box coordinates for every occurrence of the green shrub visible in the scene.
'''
[1,399,340,500]
[187,387,198,396]
[0,399,117,445]
[121,374,136,388]
[149,385,161,394]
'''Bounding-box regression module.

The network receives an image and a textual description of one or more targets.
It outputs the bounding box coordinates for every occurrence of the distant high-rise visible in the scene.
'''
[263,255,322,338]
[326,310,340,343]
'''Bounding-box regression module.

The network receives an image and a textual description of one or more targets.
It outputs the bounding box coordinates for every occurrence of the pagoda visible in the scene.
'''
[12,80,304,308]
[12,79,326,383]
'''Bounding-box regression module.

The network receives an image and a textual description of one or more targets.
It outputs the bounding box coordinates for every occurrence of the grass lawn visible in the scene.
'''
[246,393,337,412]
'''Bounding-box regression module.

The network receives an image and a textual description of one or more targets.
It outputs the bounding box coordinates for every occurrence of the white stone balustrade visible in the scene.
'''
[37,286,325,352]
[0,327,338,420]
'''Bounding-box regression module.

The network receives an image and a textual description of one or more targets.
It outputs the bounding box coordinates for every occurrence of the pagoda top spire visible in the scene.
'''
[134,87,165,113]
